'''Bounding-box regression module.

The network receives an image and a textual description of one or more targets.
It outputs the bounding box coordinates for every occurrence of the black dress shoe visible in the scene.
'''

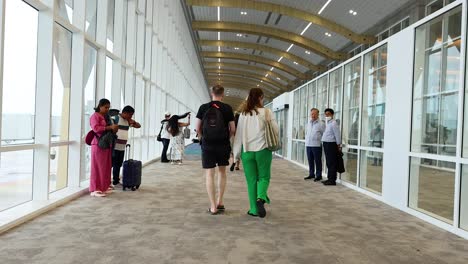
[304,176,315,180]
[321,179,330,184]
[323,181,336,186]
[314,177,322,182]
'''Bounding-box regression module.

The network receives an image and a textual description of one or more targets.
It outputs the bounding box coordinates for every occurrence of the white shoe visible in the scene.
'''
[177,161,182,165]
[171,161,175,165]
[90,191,106,197]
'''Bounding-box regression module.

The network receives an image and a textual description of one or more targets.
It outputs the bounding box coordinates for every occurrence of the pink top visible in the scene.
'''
[90,113,107,145]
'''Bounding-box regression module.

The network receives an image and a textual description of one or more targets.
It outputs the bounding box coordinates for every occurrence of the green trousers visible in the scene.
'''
[241,148,272,215]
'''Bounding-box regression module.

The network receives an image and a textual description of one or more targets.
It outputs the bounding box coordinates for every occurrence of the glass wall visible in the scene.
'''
[85,0,97,41]
[412,7,461,157]
[105,57,113,100]
[49,23,73,193]
[461,166,468,231]
[107,0,115,52]
[0,0,38,211]
[56,0,73,24]
[81,43,97,182]
[410,7,462,223]
[341,58,361,184]
[316,75,328,118]
[359,45,388,194]
[328,68,343,123]
[409,158,455,223]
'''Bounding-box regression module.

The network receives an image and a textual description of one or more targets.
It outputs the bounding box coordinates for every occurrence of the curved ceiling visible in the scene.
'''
[185,0,413,108]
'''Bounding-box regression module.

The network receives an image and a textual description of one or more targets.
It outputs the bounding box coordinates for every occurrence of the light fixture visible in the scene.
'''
[349,9,357,15]
[257,84,260,87]
[265,74,269,77]
[260,80,263,83]
[300,22,312,35]
[305,50,311,54]
[293,61,298,65]
[325,32,332,37]
[270,67,274,71]
[217,6,220,21]
[277,56,283,62]
[276,77,281,80]
[236,33,243,37]
[286,44,294,52]
[318,0,332,15]
[234,47,239,50]
[240,11,247,15]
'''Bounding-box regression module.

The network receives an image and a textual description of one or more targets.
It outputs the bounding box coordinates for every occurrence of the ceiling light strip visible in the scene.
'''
[300,22,312,36]
[318,0,332,15]
[217,6,220,21]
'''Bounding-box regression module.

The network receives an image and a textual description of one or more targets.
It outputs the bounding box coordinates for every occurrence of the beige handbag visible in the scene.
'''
[264,109,281,151]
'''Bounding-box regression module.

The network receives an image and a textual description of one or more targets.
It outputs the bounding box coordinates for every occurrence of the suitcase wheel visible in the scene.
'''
[136,185,140,189]
[131,186,136,191]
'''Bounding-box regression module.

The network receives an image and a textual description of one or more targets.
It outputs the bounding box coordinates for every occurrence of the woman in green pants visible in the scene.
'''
[233,88,276,218]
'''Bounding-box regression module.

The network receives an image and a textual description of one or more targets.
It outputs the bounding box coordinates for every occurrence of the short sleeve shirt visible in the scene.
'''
[196,101,234,145]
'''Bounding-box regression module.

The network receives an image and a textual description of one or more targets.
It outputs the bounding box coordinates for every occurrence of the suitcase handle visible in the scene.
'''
[125,144,131,161]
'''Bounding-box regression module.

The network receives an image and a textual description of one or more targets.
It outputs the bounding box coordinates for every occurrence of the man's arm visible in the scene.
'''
[129,119,141,128]
[228,121,236,138]
[195,118,202,138]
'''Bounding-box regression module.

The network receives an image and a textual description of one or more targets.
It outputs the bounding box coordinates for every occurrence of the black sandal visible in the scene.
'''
[207,208,218,215]
[230,163,235,171]
[247,211,258,217]
[217,205,225,211]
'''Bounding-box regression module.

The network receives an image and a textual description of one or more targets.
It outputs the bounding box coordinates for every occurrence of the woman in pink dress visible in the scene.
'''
[90,99,118,197]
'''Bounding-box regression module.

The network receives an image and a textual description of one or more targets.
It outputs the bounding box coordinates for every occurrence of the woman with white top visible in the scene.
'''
[233,88,276,218]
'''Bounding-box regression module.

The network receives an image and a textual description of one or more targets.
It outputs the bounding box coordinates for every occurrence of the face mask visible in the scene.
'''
[325,116,332,121]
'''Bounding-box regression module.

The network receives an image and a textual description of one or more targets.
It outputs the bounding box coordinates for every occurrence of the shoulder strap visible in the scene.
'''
[114,115,120,125]
[264,108,271,121]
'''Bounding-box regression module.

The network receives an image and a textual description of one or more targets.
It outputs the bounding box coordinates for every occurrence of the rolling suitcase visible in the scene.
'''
[122,144,142,191]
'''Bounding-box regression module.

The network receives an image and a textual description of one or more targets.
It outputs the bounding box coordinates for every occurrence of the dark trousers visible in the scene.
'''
[306,146,322,178]
[161,138,170,162]
[112,150,125,184]
[323,142,338,183]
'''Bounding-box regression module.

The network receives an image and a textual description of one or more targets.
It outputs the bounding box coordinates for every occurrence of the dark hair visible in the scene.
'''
[324,108,334,115]
[310,108,319,113]
[166,112,190,137]
[122,105,135,114]
[211,85,224,96]
[240,88,264,116]
[94,98,111,112]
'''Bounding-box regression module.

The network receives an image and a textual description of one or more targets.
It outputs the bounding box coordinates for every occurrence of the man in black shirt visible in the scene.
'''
[195,85,235,215]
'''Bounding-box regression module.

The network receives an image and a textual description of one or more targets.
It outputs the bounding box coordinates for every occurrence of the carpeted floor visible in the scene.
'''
[1,145,468,264]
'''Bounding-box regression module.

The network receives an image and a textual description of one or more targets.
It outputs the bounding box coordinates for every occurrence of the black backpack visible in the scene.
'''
[202,103,228,144]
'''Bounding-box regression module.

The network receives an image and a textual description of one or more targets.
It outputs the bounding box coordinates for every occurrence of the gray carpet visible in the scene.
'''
[1,151,468,264]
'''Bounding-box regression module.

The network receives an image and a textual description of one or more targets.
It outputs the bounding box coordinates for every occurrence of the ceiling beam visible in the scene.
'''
[186,0,376,44]
[199,40,326,72]
[206,79,277,97]
[202,51,307,79]
[193,21,348,60]
[207,75,279,93]
[204,62,294,82]
[205,69,288,91]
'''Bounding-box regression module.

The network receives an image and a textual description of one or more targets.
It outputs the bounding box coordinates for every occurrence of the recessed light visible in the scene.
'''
[353,11,357,15]
[260,80,263,83]
[234,47,239,50]
[293,61,298,65]
[240,11,247,15]
[349,10,357,15]
[325,32,332,37]
[257,84,259,87]
[276,77,281,80]
[236,33,243,37]
[305,50,311,54]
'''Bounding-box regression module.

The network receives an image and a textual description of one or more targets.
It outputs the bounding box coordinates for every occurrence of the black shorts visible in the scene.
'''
[201,145,231,169]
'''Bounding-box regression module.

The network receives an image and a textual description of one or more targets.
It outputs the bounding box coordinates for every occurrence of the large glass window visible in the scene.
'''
[81,43,97,182]
[362,45,387,148]
[85,0,97,40]
[316,75,328,118]
[359,150,383,194]
[0,150,34,211]
[51,23,72,143]
[107,0,115,52]
[105,57,113,100]
[56,0,73,24]
[1,0,38,145]
[343,59,361,147]
[461,165,468,231]
[307,81,316,118]
[299,87,308,140]
[292,89,300,139]
[328,68,343,124]
[409,157,454,223]
[413,7,461,157]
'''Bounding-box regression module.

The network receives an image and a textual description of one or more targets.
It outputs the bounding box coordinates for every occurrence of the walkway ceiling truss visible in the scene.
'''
[186,0,376,45]
[206,78,277,97]
[205,69,289,91]
[202,51,307,79]
[199,40,325,72]
[194,21,348,61]
[207,75,281,94]
[204,62,293,84]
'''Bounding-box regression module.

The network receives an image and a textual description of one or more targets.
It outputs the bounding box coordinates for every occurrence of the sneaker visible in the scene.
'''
[256,199,266,218]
